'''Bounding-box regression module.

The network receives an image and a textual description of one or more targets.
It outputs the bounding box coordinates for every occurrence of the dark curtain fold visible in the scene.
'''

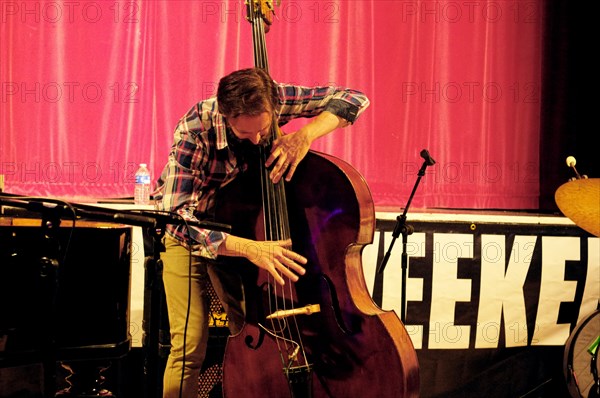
[539,0,597,212]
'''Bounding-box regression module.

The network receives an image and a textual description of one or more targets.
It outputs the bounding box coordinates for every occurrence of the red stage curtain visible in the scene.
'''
[0,0,543,209]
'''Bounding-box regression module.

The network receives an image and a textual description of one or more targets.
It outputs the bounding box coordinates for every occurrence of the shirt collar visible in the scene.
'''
[213,112,229,150]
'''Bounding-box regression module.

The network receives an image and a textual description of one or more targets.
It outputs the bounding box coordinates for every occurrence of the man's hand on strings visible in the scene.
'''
[266,129,312,184]
[218,236,307,286]
[244,239,307,285]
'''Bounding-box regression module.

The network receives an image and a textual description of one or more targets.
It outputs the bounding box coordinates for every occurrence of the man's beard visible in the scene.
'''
[226,128,267,165]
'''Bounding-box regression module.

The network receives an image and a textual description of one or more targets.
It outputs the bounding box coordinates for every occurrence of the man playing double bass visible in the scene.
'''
[154,67,370,397]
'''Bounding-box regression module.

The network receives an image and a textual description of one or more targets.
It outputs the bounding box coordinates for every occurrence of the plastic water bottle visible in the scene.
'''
[134,163,151,205]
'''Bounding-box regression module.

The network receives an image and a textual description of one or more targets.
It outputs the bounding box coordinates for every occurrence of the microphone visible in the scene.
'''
[420,149,436,166]
[565,155,586,180]
[113,212,158,228]
[133,210,232,232]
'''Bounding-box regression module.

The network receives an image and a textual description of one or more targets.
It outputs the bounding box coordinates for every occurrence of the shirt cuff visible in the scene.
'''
[197,230,227,259]
[165,227,227,260]
[324,99,361,124]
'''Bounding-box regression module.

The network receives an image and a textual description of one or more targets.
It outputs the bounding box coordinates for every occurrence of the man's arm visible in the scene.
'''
[268,84,370,182]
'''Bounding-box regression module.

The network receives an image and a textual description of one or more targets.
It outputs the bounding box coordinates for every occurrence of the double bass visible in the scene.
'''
[216,1,420,396]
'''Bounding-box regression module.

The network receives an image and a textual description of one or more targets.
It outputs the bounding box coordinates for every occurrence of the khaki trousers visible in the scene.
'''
[160,235,245,398]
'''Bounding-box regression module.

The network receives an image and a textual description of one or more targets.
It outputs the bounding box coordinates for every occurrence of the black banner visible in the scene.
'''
[368,217,599,397]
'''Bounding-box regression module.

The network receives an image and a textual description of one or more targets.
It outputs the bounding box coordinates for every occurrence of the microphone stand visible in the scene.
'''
[52,201,232,398]
[70,202,232,398]
[376,149,435,323]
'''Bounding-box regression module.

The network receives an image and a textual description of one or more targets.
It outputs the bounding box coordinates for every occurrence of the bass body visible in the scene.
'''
[216,149,420,398]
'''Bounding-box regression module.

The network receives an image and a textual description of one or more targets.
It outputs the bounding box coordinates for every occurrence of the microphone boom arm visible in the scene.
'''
[376,149,435,323]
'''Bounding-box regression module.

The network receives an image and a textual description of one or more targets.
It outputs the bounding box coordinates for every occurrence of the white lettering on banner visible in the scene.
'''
[428,233,473,349]
[399,233,600,350]
[476,235,535,348]
[531,236,579,345]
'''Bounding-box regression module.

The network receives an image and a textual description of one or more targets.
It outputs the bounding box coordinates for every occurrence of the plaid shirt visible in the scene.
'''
[155,82,369,258]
